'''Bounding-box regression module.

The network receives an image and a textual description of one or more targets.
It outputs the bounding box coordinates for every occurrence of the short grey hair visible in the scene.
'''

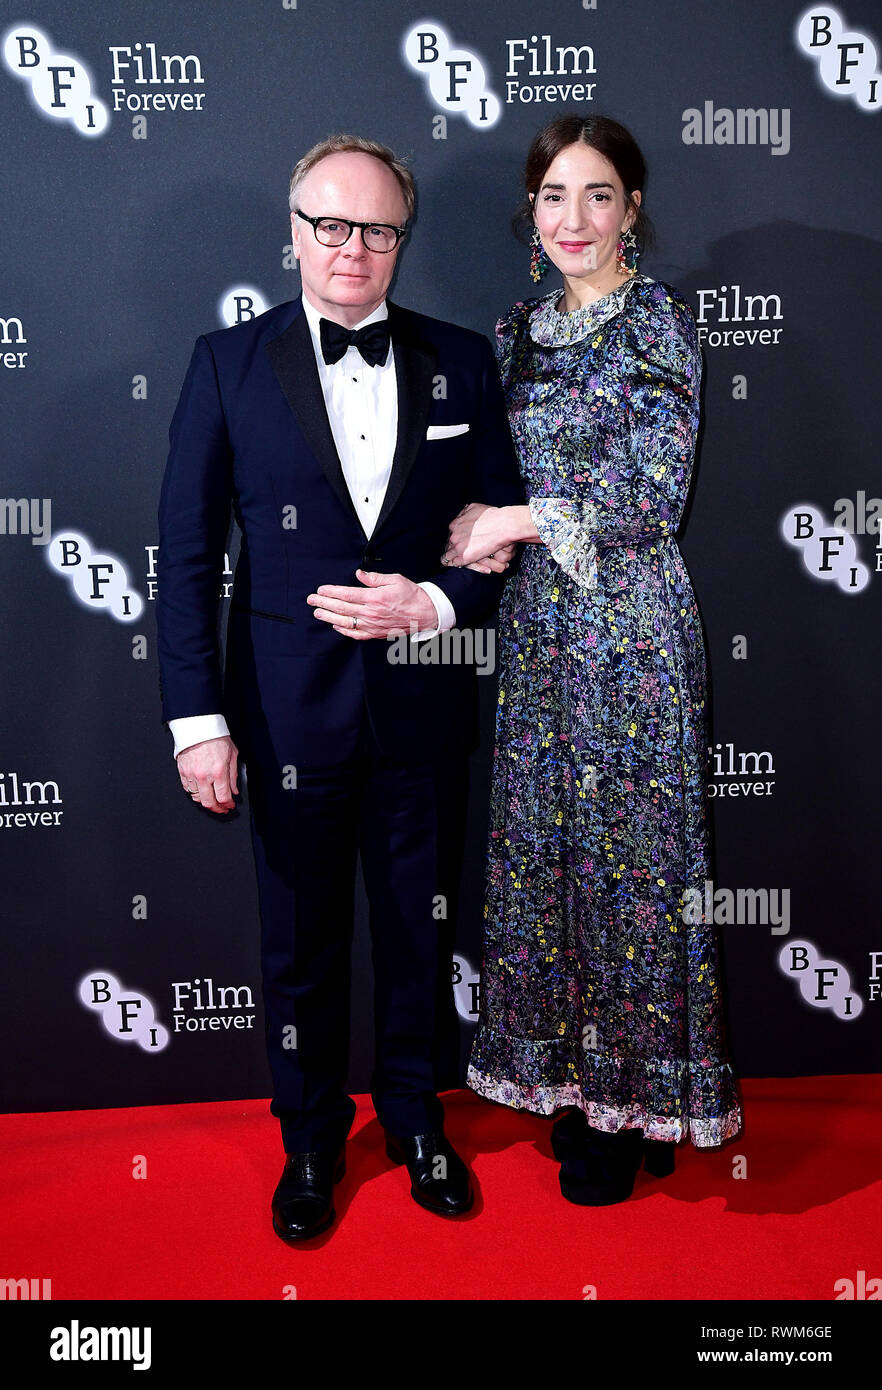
[288,133,415,218]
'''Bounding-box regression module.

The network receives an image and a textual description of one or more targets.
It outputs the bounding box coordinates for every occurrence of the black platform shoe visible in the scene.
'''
[271,1147,346,1242]
[385,1131,474,1216]
[642,1138,676,1178]
[551,1110,675,1205]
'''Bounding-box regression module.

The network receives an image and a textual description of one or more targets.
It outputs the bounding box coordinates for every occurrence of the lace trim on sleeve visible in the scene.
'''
[528,497,599,591]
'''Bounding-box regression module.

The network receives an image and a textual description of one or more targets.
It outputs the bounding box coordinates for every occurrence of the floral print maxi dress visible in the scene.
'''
[466,273,742,1147]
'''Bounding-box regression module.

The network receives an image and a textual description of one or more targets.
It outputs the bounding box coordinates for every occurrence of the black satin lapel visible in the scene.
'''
[374,302,437,537]
[264,306,366,538]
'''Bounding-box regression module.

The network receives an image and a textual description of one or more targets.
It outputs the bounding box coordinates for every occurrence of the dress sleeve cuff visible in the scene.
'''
[528,497,599,591]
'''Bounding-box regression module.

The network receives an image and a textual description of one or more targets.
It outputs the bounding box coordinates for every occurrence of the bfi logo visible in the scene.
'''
[403,21,500,128]
[452,956,480,1020]
[46,530,144,622]
[78,972,170,1052]
[796,6,881,111]
[218,286,268,327]
[781,505,871,593]
[778,940,863,1020]
[2,24,109,136]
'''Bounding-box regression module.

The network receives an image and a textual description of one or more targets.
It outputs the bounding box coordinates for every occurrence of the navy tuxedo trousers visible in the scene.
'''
[246,695,469,1153]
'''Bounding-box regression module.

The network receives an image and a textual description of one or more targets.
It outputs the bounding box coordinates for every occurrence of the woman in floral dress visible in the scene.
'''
[443,115,742,1205]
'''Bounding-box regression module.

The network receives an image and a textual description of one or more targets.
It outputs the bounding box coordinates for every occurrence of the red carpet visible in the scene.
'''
[2,1075,879,1300]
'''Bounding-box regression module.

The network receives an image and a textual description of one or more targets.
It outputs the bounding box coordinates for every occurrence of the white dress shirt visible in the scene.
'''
[168,293,456,757]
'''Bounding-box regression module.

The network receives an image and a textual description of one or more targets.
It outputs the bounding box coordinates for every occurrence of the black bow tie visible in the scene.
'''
[319,317,391,367]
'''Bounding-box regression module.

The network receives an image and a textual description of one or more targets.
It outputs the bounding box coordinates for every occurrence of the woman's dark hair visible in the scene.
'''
[514,113,654,257]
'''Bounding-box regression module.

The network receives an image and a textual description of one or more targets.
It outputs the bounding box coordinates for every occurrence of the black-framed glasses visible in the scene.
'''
[295,209,408,253]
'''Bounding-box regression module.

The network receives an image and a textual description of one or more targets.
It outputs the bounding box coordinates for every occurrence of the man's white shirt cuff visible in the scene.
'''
[169,713,230,759]
[412,581,456,640]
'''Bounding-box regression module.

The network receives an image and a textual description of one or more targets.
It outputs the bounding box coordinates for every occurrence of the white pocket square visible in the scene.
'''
[426,423,469,439]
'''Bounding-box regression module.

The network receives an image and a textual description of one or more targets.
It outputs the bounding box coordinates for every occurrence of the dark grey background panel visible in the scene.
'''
[2,0,879,1115]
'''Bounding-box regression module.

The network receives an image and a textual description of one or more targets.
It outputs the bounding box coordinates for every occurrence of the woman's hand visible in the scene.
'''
[462,542,518,574]
[442,503,516,569]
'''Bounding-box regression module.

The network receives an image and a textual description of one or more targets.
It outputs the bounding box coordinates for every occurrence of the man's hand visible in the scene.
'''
[307,570,438,639]
[177,735,239,813]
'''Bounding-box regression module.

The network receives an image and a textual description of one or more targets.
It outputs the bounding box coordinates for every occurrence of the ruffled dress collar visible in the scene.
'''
[528,271,646,347]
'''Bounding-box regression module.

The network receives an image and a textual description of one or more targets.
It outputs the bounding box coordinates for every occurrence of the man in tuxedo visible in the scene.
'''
[156,134,525,1242]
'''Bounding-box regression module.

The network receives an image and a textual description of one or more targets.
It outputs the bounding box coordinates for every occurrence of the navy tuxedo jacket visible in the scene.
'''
[156,295,526,770]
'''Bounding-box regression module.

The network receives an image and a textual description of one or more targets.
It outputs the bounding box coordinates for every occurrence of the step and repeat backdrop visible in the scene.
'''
[2,0,880,1117]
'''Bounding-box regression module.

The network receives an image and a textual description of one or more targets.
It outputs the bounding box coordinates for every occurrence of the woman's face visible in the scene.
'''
[531,141,640,287]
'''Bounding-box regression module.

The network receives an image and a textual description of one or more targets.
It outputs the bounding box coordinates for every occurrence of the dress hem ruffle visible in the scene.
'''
[465,1063,742,1148]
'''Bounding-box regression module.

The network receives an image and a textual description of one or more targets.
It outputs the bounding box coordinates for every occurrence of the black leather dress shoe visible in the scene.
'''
[271,1147,345,1242]
[385,1131,474,1216]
